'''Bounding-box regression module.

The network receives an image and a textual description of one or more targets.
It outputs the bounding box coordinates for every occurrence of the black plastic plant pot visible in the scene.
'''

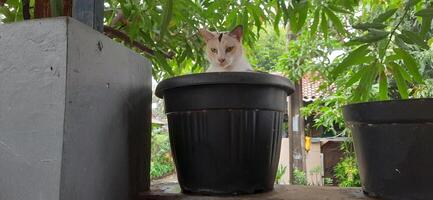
[155,72,294,195]
[343,98,433,200]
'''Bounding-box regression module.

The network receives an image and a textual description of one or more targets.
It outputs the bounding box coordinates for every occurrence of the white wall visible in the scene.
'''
[306,142,323,186]
[278,138,291,184]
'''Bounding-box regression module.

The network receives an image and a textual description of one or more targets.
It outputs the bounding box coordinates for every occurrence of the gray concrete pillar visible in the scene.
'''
[0,17,152,200]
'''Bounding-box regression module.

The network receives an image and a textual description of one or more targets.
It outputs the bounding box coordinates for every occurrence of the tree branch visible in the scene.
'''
[103,25,174,59]
[63,0,72,16]
[380,9,409,63]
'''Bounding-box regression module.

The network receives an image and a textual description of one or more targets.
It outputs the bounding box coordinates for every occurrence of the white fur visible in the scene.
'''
[206,54,252,72]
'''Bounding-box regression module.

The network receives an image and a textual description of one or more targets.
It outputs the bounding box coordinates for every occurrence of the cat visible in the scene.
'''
[199,25,253,72]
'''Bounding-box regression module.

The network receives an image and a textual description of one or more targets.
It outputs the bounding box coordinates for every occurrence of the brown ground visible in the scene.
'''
[143,183,373,200]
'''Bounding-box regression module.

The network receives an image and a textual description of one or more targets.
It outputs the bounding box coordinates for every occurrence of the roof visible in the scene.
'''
[301,72,324,102]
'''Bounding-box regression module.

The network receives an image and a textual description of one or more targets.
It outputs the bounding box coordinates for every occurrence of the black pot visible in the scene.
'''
[343,99,433,200]
[155,72,294,195]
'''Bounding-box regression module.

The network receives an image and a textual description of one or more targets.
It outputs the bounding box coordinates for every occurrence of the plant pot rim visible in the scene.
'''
[343,98,433,124]
[155,72,295,98]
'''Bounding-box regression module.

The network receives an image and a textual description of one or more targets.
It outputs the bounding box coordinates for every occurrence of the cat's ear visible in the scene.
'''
[199,28,215,42]
[229,25,243,42]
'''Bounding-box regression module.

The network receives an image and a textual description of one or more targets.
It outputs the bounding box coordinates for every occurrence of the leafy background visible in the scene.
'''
[1,0,432,100]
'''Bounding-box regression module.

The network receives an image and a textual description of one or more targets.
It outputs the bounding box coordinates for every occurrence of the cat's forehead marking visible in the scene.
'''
[218,33,223,42]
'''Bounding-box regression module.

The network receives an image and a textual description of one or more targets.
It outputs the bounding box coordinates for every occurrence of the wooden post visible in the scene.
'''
[72,0,104,32]
[34,0,51,18]
[288,81,306,184]
[33,0,102,32]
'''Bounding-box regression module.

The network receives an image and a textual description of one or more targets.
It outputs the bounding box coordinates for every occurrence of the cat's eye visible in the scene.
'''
[226,46,234,53]
[211,48,218,53]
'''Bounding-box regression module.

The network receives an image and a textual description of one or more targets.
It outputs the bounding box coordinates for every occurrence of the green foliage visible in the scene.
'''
[309,166,323,186]
[324,177,334,185]
[310,166,322,174]
[150,125,175,179]
[0,0,23,22]
[301,93,349,136]
[103,0,318,81]
[334,154,361,187]
[413,79,433,98]
[0,0,364,82]
[293,168,307,185]
[330,1,433,102]
[1,0,431,100]
[274,33,342,81]
[249,27,287,72]
[275,165,287,184]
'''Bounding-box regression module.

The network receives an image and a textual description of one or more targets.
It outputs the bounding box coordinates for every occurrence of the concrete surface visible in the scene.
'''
[142,183,372,200]
[0,17,67,200]
[0,17,151,200]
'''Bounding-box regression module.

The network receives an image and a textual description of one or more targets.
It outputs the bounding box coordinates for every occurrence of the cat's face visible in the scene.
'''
[199,26,244,69]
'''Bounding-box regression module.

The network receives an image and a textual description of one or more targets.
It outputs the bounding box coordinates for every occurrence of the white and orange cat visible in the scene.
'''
[199,25,253,72]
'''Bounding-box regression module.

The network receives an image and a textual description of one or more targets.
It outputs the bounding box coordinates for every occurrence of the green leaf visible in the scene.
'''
[389,62,409,99]
[352,23,387,30]
[155,52,174,76]
[349,29,389,43]
[242,8,249,37]
[378,39,388,59]
[394,48,424,83]
[341,0,355,11]
[429,38,433,46]
[323,7,346,35]
[406,0,422,8]
[378,70,389,100]
[343,40,364,46]
[373,8,398,23]
[393,61,412,82]
[274,7,282,35]
[344,65,368,88]
[226,10,238,29]
[320,11,328,38]
[414,8,433,17]
[279,0,289,25]
[420,16,432,36]
[247,5,263,34]
[328,5,351,14]
[160,0,174,39]
[396,34,414,44]
[289,10,298,33]
[331,45,371,78]
[402,30,429,49]
[384,54,400,63]
[394,35,412,50]
[296,2,308,32]
[353,63,378,101]
[310,7,321,38]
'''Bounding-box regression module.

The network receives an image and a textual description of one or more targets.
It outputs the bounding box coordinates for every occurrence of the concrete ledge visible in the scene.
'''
[141,184,372,200]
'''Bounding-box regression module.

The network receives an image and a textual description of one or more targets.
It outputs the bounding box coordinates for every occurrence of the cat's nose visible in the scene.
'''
[218,58,226,63]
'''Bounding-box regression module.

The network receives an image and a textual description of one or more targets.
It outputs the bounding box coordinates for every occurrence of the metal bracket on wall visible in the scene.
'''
[292,114,299,132]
